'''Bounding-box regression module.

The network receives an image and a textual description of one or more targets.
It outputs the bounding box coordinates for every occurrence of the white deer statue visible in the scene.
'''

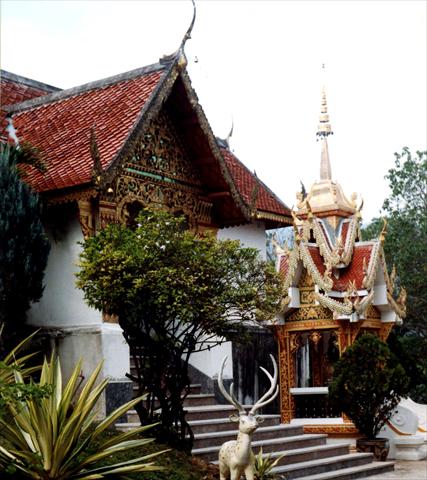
[217,354,279,480]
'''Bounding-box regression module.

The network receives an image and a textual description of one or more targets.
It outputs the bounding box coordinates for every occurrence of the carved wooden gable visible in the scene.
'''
[113,110,213,228]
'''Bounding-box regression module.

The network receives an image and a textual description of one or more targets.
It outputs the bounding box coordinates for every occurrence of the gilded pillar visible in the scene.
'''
[379,322,394,342]
[278,326,298,423]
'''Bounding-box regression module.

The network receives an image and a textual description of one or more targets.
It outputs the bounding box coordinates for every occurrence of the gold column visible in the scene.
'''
[379,323,394,342]
[278,327,298,423]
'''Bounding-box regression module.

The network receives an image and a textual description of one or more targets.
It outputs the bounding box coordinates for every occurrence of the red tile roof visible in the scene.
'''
[305,243,374,292]
[340,220,350,245]
[332,244,373,291]
[1,71,59,142]
[279,254,289,276]
[5,69,163,192]
[307,245,326,274]
[221,148,291,219]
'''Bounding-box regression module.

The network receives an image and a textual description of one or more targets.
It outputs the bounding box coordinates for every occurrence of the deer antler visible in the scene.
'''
[249,355,279,415]
[218,356,245,414]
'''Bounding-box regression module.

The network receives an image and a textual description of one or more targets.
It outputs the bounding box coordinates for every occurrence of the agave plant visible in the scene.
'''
[254,447,286,480]
[0,355,167,478]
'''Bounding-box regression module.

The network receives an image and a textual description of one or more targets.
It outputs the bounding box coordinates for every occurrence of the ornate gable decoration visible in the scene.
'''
[114,109,213,228]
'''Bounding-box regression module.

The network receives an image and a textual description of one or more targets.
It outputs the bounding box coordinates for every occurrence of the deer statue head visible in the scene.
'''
[217,354,279,480]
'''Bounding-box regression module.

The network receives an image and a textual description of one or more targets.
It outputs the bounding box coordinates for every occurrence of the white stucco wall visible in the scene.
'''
[189,221,267,380]
[28,216,101,328]
[217,221,267,260]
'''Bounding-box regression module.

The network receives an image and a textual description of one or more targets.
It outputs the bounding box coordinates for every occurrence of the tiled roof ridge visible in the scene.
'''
[3,61,168,114]
[220,144,290,213]
[1,69,61,94]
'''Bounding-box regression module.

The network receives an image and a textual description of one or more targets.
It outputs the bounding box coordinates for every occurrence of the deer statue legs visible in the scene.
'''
[217,355,279,480]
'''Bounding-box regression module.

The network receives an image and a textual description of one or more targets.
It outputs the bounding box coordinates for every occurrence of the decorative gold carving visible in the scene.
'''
[126,111,202,186]
[115,177,213,228]
[283,320,337,332]
[99,199,117,229]
[280,246,299,298]
[277,328,297,423]
[379,323,394,342]
[46,188,97,206]
[362,241,380,289]
[77,199,94,238]
[300,290,316,305]
[366,305,381,319]
[299,268,314,288]
[287,305,332,322]
[303,424,359,435]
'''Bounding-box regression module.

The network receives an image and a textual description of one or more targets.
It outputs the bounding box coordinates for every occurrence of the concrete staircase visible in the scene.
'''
[116,383,395,479]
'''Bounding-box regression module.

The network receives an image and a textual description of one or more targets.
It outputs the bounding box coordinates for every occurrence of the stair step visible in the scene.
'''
[131,383,203,395]
[212,443,351,467]
[192,424,304,448]
[183,394,216,407]
[290,461,394,480]
[189,414,281,434]
[192,434,327,462]
[184,404,252,421]
[277,443,350,467]
[272,453,374,479]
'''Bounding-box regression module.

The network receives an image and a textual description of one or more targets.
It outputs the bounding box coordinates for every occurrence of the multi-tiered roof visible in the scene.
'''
[276,87,406,323]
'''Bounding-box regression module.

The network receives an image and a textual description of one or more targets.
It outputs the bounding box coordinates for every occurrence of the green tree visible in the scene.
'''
[362,147,427,402]
[76,209,282,450]
[0,144,50,350]
[329,333,409,439]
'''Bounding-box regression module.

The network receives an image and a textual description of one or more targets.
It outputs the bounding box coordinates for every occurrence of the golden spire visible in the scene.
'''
[317,65,333,181]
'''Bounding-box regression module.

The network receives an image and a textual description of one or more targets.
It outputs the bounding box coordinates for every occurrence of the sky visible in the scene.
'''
[1,0,426,222]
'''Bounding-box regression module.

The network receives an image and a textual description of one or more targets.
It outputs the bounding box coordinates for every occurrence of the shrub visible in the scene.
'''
[329,333,409,439]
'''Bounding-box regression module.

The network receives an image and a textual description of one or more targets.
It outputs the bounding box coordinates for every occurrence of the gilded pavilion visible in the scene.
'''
[273,87,407,435]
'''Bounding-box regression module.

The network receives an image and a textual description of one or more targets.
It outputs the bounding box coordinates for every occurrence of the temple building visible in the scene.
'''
[273,87,407,436]
[0,52,292,415]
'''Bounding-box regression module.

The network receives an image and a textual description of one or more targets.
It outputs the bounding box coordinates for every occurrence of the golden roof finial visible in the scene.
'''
[317,64,333,181]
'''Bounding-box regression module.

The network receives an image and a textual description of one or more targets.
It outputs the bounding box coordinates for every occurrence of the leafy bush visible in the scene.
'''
[329,333,409,439]
[0,356,167,478]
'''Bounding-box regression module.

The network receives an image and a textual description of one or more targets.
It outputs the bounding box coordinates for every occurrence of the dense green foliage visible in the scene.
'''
[0,144,50,349]
[76,209,283,449]
[329,333,409,439]
[362,148,427,402]
[362,148,426,336]
[0,355,166,478]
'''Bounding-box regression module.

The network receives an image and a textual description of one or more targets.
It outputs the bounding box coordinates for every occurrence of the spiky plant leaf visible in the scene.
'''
[0,356,165,478]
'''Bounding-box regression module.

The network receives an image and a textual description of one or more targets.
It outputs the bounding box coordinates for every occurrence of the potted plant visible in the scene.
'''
[329,333,409,460]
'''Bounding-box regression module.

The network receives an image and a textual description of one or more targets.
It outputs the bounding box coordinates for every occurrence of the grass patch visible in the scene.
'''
[86,427,218,479]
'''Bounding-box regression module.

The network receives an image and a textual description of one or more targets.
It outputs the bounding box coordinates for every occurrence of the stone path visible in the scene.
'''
[365,460,427,479]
